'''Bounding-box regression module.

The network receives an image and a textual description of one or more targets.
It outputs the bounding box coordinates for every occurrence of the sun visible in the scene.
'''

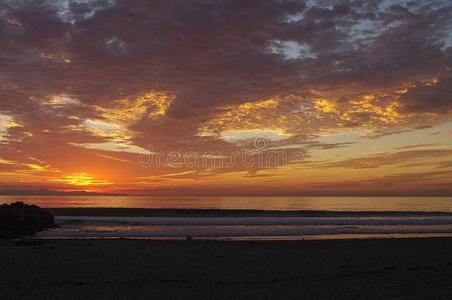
[54,172,112,187]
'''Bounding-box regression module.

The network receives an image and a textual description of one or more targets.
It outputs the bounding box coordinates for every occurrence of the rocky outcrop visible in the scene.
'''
[0,202,55,238]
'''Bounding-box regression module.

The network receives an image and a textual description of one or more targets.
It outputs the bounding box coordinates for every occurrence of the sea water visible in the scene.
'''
[2,196,452,240]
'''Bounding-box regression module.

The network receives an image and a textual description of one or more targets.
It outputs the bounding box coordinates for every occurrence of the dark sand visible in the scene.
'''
[2,238,452,299]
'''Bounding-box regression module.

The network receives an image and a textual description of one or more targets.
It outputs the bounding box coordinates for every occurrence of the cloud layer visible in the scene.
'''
[0,0,451,193]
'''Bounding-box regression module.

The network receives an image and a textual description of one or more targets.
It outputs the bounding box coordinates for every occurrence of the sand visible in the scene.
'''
[1,238,452,299]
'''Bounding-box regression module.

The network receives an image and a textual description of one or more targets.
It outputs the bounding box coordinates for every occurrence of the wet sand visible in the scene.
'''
[2,238,452,299]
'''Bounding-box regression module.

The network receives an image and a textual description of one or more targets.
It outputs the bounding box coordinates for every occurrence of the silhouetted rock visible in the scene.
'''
[0,202,55,238]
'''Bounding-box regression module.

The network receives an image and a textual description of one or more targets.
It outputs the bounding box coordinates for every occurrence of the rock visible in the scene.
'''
[0,202,55,239]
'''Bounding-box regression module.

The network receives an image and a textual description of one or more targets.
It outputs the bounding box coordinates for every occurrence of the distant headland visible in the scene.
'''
[0,189,127,196]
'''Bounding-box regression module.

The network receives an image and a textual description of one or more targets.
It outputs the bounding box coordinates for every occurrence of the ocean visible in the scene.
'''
[2,196,452,240]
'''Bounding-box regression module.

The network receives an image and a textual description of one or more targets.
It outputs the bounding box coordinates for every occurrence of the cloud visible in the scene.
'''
[2,1,451,134]
[400,75,452,113]
[309,148,452,169]
[1,0,452,191]
[395,143,440,151]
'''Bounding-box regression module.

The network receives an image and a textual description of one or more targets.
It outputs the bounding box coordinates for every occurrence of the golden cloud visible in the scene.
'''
[198,80,445,141]
[96,91,174,123]
[65,92,173,154]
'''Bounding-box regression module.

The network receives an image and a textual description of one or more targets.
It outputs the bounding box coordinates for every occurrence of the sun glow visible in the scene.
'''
[54,173,112,186]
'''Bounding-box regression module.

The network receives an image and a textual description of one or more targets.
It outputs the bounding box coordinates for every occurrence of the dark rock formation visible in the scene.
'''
[0,202,55,238]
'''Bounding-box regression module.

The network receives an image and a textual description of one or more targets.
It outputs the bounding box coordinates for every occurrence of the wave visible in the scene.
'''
[36,212,452,239]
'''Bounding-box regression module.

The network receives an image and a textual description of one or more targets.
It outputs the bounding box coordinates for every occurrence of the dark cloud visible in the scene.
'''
[2,1,451,121]
[400,75,452,113]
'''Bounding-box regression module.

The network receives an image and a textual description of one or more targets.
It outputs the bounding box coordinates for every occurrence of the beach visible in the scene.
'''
[2,238,452,299]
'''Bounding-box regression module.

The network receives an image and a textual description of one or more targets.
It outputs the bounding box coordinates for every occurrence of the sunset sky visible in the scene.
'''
[0,0,451,195]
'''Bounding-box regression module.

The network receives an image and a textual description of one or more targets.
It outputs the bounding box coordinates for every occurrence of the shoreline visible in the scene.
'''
[2,237,452,299]
[38,209,452,240]
[32,232,452,241]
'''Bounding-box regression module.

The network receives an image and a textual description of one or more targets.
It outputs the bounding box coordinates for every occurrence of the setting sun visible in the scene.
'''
[54,173,112,187]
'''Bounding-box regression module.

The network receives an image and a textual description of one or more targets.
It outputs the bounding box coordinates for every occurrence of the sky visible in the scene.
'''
[0,0,451,195]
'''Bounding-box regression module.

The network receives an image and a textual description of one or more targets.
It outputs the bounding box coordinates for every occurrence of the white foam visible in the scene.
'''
[37,214,452,239]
